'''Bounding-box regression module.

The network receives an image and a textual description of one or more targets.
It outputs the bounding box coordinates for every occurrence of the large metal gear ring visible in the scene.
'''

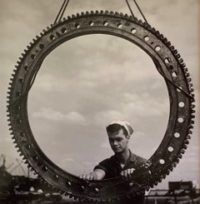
[7,11,195,201]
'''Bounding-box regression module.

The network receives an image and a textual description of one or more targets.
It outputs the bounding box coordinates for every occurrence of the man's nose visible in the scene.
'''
[113,140,118,145]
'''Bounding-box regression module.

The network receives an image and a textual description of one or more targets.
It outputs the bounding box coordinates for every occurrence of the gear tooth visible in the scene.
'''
[100,10,104,14]
[182,144,187,149]
[124,13,129,18]
[180,149,185,154]
[46,26,51,30]
[138,19,143,24]
[184,139,190,145]
[115,11,119,16]
[159,33,164,40]
[190,93,195,99]
[190,119,195,125]
[26,45,31,50]
[181,62,186,68]
[170,45,175,51]
[95,10,99,14]
[179,58,184,63]
[105,10,109,14]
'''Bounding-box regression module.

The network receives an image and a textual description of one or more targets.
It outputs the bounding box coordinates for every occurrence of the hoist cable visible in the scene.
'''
[54,0,70,24]
[125,0,136,18]
[58,0,70,22]
[132,0,148,24]
[125,0,148,24]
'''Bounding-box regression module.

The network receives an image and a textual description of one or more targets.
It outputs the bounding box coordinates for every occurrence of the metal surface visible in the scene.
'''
[7,11,195,201]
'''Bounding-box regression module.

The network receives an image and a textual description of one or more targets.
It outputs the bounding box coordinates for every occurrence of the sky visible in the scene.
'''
[0,0,199,190]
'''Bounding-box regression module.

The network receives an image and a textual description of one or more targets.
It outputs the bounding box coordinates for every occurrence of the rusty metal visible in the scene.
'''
[7,11,195,201]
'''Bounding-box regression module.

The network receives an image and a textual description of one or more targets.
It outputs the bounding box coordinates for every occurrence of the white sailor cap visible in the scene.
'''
[107,121,134,137]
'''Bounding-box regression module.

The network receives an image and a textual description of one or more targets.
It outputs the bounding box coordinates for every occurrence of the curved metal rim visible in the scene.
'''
[7,11,195,201]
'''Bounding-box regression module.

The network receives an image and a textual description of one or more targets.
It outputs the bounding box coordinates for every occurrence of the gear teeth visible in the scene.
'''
[6,11,195,201]
[109,11,114,15]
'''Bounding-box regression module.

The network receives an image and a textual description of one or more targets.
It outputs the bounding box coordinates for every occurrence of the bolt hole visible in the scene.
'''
[31,54,35,60]
[19,78,23,83]
[39,44,44,49]
[75,23,80,29]
[94,187,99,192]
[159,159,165,165]
[179,102,185,108]
[172,71,177,78]
[144,36,149,41]
[61,27,67,33]
[117,23,122,28]
[174,132,180,138]
[49,35,55,41]
[24,65,28,71]
[103,21,109,26]
[131,28,136,34]
[89,21,94,26]
[178,117,184,123]
[177,87,182,92]
[168,146,174,152]
[155,46,161,52]
[16,91,21,97]
[165,58,170,64]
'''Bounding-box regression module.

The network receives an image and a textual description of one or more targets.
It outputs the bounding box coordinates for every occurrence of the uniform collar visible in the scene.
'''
[113,149,135,165]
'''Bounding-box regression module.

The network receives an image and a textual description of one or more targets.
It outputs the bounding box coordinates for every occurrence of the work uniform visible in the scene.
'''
[94,150,148,204]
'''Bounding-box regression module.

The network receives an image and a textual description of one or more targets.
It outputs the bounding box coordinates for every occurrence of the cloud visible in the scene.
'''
[32,107,87,125]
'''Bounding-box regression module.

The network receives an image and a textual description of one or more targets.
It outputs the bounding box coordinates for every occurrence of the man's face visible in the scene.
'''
[108,129,129,153]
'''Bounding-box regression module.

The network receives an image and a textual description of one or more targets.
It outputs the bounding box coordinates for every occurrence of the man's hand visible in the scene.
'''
[80,172,97,180]
[120,168,135,179]
[80,169,106,180]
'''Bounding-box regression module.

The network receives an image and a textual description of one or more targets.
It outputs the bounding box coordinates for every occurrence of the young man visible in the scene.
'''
[81,121,148,180]
[81,121,150,203]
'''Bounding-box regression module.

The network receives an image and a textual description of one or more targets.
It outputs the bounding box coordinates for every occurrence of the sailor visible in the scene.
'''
[81,121,150,203]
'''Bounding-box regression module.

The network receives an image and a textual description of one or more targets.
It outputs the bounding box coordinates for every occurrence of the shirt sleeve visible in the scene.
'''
[94,159,110,174]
